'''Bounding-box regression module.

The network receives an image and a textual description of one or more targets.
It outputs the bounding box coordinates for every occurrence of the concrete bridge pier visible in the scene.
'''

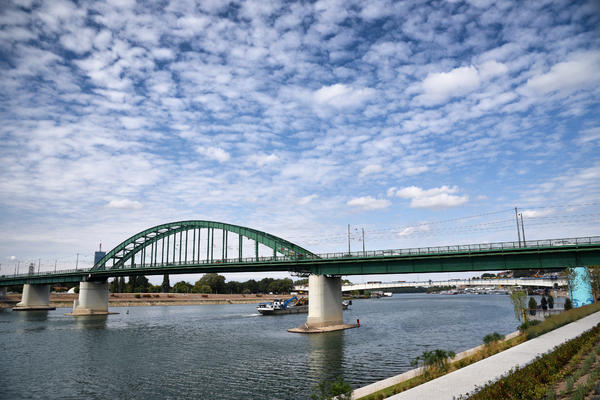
[13,284,55,311]
[0,287,6,301]
[289,274,356,333]
[68,280,115,316]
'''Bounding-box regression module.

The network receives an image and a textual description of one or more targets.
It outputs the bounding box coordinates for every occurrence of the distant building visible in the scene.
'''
[94,243,106,266]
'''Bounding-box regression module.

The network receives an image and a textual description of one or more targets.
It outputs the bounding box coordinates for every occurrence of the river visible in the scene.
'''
[0,293,520,399]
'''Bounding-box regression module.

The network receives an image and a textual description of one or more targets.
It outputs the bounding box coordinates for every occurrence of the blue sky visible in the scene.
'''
[1,0,599,284]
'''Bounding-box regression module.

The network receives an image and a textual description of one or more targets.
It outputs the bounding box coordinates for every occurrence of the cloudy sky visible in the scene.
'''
[1,0,599,283]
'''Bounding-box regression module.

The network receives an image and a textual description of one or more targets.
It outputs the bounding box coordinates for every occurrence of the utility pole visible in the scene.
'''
[347,224,351,254]
[520,213,526,246]
[54,260,57,273]
[76,253,80,270]
[16,261,20,275]
[362,228,365,255]
[514,207,521,247]
[38,259,41,274]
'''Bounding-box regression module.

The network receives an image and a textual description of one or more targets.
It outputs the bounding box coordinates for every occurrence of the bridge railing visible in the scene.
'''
[313,235,600,260]
[1,268,90,281]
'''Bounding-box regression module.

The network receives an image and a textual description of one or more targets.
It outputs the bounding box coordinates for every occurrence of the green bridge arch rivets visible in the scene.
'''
[91,220,318,272]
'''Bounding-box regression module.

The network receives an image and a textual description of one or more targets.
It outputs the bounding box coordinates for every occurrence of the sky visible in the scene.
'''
[1,0,599,285]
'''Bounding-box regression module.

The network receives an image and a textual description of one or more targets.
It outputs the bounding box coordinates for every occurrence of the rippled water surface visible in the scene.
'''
[0,294,519,399]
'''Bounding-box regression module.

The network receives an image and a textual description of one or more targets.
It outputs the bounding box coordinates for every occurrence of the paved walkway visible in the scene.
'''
[382,311,600,399]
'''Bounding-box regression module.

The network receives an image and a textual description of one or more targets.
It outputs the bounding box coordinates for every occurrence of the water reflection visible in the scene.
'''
[74,315,108,330]
[307,331,345,383]
[15,310,49,322]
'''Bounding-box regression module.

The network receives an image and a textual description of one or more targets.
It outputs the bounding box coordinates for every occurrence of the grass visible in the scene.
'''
[357,303,600,400]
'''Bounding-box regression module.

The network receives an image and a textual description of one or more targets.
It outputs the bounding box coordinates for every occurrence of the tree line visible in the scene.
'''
[109,273,299,295]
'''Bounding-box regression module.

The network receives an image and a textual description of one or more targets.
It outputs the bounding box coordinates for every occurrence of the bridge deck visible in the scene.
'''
[1,236,599,286]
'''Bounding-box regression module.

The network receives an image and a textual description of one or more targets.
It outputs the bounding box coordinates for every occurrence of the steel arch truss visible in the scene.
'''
[91,220,317,272]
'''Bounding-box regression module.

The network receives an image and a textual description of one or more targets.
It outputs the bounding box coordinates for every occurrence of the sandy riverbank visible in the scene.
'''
[1,292,285,308]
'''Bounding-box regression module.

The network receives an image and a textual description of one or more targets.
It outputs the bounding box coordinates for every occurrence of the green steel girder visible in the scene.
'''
[91,220,317,272]
[2,237,600,287]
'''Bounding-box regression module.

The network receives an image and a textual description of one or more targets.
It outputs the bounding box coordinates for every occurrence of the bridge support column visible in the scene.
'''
[13,284,55,311]
[289,275,356,333]
[68,281,115,316]
[0,287,6,301]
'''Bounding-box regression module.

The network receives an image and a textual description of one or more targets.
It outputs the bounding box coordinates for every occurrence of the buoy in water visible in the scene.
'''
[357,318,360,327]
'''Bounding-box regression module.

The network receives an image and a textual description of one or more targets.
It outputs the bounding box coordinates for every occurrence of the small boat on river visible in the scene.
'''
[257,296,350,315]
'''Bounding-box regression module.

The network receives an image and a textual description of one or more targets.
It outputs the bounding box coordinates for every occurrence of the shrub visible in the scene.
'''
[134,293,141,298]
[548,295,554,309]
[519,320,541,332]
[483,332,504,346]
[142,294,151,298]
[153,294,160,298]
[411,349,456,374]
[310,377,352,400]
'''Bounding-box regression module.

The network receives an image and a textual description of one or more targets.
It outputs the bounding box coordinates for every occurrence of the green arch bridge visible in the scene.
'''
[1,220,600,286]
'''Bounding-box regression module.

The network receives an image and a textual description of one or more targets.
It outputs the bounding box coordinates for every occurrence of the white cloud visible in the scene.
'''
[196,146,231,162]
[152,48,175,60]
[478,60,508,79]
[418,66,480,105]
[297,194,318,205]
[106,199,142,209]
[360,164,383,176]
[313,83,375,109]
[521,209,554,218]
[248,153,279,166]
[525,51,600,95]
[391,186,468,209]
[404,166,428,176]
[397,224,430,237]
[347,196,391,211]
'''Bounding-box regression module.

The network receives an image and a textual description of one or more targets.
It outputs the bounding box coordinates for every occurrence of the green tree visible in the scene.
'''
[110,278,118,293]
[130,275,150,293]
[118,276,126,293]
[172,281,192,293]
[528,297,538,315]
[564,297,573,310]
[510,290,528,323]
[294,278,308,286]
[197,273,226,293]
[548,294,554,309]
[540,296,548,310]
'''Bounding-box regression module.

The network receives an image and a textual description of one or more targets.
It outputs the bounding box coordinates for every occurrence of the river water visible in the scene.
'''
[1,294,520,399]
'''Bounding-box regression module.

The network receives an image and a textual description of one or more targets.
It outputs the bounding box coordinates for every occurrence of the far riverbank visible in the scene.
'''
[1,292,283,308]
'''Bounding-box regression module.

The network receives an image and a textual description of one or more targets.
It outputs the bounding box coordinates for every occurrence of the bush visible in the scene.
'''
[310,377,352,400]
[548,295,554,309]
[134,293,141,298]
[411,349,456,374]
[483,332,505,346]
[142,294,151,298]
[519,320,541,332]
